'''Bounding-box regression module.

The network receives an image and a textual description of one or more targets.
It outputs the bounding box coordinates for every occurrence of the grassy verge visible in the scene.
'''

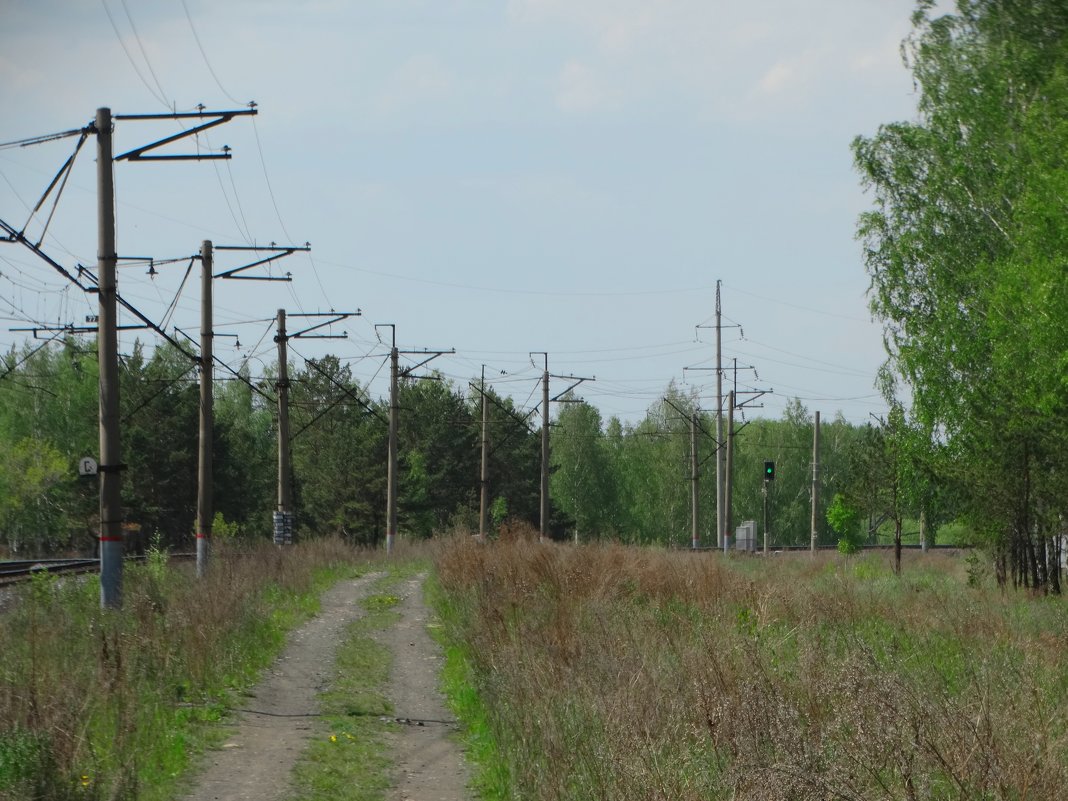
[425,573,509,800]
[0,538,369,801]
[289,557,429,801]
[434,536,1068,800]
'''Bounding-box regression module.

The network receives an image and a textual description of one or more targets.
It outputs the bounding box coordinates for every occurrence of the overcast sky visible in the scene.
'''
[0,0,944,426]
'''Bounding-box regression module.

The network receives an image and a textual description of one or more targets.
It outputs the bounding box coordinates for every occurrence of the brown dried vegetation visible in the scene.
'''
[0,537,367,800]
[434,537,1068,800]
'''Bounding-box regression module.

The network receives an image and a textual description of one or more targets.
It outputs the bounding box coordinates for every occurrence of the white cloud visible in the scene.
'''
[506,1,920,123]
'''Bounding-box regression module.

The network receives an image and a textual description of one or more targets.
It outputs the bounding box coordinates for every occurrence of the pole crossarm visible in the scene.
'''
[398,349,454,377]
[736,389,770,409]
[112,107,258,162]
[549,374,595,403]
[282,312,359,340]
[11,323,148,336]
[211,243,310,281]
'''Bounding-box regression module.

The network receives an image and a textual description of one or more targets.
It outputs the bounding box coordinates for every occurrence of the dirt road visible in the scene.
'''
[178,570,470,801]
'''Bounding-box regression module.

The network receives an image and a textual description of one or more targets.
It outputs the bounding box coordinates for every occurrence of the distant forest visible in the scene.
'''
[0,336,917,558]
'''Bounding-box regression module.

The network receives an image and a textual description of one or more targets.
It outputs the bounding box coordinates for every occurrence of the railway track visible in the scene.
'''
[0,553,195,586]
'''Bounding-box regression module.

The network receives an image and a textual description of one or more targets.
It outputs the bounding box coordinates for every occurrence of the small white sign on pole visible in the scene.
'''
[78,457,98,476]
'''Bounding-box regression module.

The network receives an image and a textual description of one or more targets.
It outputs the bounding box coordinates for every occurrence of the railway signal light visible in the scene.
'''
[764,460,775,481]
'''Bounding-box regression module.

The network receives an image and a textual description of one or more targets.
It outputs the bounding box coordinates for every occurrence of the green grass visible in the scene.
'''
[0,538,370,801]
[426,574,510,800]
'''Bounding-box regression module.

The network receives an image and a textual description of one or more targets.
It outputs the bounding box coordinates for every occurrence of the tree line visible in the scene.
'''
[0,335,908,556]
[853,0,1068,592]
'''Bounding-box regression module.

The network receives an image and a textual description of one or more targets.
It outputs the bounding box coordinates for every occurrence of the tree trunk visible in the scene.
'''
[995,542,1008,589]
[894,516,902,576]
[1053,537,1063,595]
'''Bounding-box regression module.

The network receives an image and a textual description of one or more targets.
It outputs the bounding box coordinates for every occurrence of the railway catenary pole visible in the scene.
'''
[387,339,399,555]
[724,390,735,553]
[810,410,821,554]
[540,354,549,543]
[196,240,214,577]
[691,411,699,550]
[275,309,293,543]
[479,364,489,540]
[715,280,724,549]
[96,107,123,609]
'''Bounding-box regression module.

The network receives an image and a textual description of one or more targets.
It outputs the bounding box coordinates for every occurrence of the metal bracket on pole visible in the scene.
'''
[212,243,310,281]
[549,373,595,403]
[112,107,258,162]
[288,311,360,340]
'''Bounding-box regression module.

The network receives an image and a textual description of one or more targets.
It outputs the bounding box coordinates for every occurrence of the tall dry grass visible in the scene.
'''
[0,537,368,801]
[434,536,1068,800]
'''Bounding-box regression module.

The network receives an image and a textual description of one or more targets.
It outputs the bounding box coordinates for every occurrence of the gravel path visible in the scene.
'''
[178,570,471,801]
[379,574,471,801]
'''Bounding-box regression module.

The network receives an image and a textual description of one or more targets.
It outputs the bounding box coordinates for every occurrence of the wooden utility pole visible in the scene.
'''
[275,309,293,544]
[96,107,122,609]
[196,240,213,577]
[540,357,549,543]
[725,390,735,552]
[479,365,489,540]
[690,411,699,550]
[810,410,821,553]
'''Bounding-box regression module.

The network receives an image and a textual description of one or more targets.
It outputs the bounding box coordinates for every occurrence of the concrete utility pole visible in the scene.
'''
[387,339,399,555]
[479,365,489,540]
[715,280,724,549]
[275,309,293,544]
[196,240,213,577]
[86,105,259,604]
[690,411,699,550]
[540,356,550,542]
[724,390,735,553]
[375,325,450,555]
[96,107,122,610]
[810,410,821,554]
[209,244,309,554]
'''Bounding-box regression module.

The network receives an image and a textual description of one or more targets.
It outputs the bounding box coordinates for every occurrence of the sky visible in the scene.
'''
[0,0,945,427]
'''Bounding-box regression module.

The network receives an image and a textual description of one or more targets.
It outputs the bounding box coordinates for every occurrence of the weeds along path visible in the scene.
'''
[179,571,383,801]
[379,573,471,801]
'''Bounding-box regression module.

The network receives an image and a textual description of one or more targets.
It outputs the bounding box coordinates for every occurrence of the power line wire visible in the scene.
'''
[100,0,169,108]
[119,0,172,108]
[179,0,243,105]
